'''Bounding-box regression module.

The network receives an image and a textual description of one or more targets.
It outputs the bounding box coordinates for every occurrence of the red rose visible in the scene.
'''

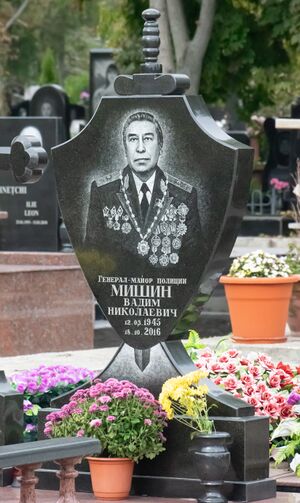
[211,363,223,373]
[268,372,281,388]
[219,355,229,363]
[240,374,254,386]
[279,405,294,419]
[214,376,222,385]
[277,362,294,377]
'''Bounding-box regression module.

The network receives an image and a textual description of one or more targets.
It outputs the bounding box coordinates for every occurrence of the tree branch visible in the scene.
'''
[5,0,30,31]
[150,0,175,73]
[166,0,189,67]
[182,0,217,94]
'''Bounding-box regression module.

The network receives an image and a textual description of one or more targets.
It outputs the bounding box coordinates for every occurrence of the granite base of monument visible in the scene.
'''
[0,252,94,355]
[36,342,276,502]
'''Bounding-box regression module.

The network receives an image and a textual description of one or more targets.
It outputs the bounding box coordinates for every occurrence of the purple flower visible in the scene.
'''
[99,405,109,412]
[89,403,99,413]
[76,429,85,437]
[107,415,116,422]
[99,395,112,404]
[23,400,33,412]
[144,419,152,426]
[90,419,102,427]
[287,392,300,406]
[25,424,37,433]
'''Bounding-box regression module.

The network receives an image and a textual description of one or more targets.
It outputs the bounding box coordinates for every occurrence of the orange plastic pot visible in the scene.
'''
[219,275,299,343]
[86,457,134,500]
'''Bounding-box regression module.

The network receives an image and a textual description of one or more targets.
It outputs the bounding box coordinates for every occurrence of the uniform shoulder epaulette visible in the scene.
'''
[168,173,193,193]
[95,171,120,187]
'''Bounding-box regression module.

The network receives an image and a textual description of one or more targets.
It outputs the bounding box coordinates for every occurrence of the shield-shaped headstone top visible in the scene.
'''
[52,90,252,349]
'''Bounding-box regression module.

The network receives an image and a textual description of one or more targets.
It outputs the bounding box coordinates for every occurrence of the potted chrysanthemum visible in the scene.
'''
[45,378,167,500]
[220,250,298,343]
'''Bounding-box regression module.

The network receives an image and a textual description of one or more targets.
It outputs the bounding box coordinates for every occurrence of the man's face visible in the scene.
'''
[124,120,161,176]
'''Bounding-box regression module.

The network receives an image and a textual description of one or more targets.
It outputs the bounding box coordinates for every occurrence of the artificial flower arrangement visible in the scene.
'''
[270,178,289,192]
[183,333,300,476]
[10,365,95,440]
[159,370,214,435]
[45,378,167,462]
[270,392,300,477]
[228,250,291,278]
[192,346,299,423]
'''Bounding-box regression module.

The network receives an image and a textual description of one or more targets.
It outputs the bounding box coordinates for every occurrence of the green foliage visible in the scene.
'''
[183,330,205,361]
[64,71,89,103]
[173,294,209,335]
[273,436,300,465]
[39,48,58,84]
[5,0,99,99]
[285,243,300,275]
[98,0,147,74]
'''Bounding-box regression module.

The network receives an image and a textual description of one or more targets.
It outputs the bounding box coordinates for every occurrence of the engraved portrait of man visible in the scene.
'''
[85,111,202,269]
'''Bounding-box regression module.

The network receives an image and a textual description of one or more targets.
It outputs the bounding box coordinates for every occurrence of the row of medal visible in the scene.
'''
[138,219,186,266]
[103,205,132,234]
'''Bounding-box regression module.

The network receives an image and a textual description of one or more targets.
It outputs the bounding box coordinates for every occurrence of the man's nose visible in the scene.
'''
[136,136,146,153]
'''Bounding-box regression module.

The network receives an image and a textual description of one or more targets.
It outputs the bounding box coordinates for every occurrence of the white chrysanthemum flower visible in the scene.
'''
[228,250,292,278]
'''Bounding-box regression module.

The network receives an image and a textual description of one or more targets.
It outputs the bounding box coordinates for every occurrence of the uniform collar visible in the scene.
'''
[132,170,156,196]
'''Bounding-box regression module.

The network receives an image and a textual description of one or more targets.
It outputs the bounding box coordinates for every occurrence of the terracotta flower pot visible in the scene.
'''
[288,279,300,335]
[86,457,134,500]
[220,276,299,343]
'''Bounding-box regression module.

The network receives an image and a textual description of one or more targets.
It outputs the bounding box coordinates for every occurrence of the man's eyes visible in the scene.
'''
[127,134,154,142]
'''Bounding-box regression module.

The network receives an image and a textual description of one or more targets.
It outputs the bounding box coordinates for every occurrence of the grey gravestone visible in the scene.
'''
[89,48,118,116]
[4,8,274,501]
[0,117,63,251]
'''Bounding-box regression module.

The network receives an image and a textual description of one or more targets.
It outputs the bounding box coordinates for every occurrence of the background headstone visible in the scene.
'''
[0,117,64,251]
[89,48,118,116]
[29,85,70,139]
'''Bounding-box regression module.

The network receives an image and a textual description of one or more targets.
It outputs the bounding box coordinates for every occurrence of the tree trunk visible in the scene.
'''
[150,0,175,73]
[179,0,217,94]
[166,0,188,67]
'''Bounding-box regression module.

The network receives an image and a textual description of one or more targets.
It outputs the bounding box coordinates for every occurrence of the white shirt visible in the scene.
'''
[132,171,156,205]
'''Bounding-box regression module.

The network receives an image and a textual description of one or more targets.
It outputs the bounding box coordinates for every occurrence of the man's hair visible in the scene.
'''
[122,112,163,148]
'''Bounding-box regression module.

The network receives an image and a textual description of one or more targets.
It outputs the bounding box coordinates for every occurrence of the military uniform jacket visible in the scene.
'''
[84,165,203,274]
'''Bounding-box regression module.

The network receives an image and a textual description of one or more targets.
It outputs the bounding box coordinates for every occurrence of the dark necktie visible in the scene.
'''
[140,183,149,221]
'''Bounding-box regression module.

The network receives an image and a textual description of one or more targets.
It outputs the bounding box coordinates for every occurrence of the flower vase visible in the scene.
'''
[189,432,231,503]
[86,457,134,500]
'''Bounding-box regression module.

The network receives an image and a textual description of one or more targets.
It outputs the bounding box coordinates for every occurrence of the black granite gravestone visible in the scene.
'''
[46,9,274,501]
[30,85,70,139]
[0,117,63,251]
[0,142,47,486]
[89,48,118,116]
[5,8,275,501]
